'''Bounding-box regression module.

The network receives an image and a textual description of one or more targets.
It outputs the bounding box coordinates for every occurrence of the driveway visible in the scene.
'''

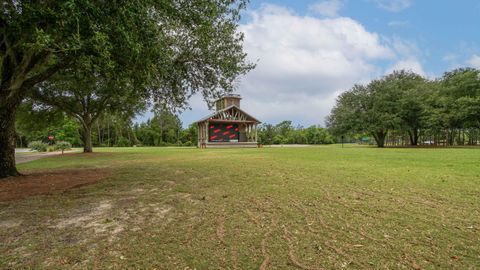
[15,149,76,164]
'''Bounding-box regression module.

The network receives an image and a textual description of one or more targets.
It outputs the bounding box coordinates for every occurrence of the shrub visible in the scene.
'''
[55,141,72,154]
[158,141,167,147]
[183,141,194,147]
[28,141,48,152]
[115,137,130,147]
[272,135,288,144]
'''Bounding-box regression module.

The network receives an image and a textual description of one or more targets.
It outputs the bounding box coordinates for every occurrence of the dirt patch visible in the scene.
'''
[260,217,277,270]
[55,200,113,229]
[0,169,111,201]
[216,215,226,243]
[0,219,22,228]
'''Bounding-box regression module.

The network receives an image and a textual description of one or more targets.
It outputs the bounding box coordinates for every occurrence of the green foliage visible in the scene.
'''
[183,141,194,147]
[16,101,81,147]
[28,141,48,152]
[180,124,198,144]
[54,119,82,146]
[305,125,335,144]
[54,141,72,152]
[327,68,480,147]
[115,137,130,147]
[95,113,138,147]
[15,101,82,147]
[258,122,334,145]
[135,109,190,146]
[272,135,288,145]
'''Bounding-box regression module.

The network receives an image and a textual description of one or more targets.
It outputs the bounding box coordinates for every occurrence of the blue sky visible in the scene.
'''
[138,0,480,127]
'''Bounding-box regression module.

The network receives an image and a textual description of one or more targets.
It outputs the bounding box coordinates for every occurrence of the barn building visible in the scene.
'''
[194,94,261,148]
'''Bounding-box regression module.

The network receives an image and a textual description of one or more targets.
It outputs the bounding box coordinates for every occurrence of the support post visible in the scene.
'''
[205,121,209,145]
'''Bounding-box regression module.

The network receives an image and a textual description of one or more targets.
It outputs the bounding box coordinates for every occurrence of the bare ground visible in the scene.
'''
[0,169,111,201]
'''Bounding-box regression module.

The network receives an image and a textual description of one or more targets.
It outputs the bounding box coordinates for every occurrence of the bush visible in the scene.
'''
[55,141,72,154]
[28,141,48,152]
[115,137,130,147]
[272,135,288,144]
[183,141,194,147]
[158,141,167,147]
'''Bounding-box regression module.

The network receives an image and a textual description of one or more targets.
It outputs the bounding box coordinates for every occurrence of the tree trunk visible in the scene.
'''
[372,131,387,148]
[81,123,93,153]
[19,134,23,148]
[107,120,110,147]
[408,129,419,146]
[0,106,20,178]
[97,121,102,146]
[447,129,454,146]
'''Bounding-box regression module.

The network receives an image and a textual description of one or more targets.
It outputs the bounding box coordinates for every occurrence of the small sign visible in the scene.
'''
[48,135,54,141]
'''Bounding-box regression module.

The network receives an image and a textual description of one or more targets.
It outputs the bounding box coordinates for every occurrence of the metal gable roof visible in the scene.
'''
[194,104,261,124]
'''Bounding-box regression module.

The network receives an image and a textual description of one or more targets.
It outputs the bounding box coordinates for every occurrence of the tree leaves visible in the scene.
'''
[327,69,480,147]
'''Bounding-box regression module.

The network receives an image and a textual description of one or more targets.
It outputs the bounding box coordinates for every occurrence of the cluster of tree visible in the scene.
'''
[15,105,198,148]
[134,111,197,147]
[258,121,334,145]
[16,101,142,148]
[15,101,82,147]
[1,1,254,178]
[327,69,480,147]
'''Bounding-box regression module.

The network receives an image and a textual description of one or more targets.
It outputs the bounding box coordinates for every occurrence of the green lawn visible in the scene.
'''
[1,146,480,269]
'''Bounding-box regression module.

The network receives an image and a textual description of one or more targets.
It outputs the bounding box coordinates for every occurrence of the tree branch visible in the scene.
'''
[22,57,72,90]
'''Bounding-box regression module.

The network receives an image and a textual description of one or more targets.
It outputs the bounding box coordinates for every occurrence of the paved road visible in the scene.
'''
[15,149,77,164]
[15,151,62,164]
[268,144,315,148]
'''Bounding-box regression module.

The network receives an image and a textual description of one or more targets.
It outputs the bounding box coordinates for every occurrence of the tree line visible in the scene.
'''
[258,121,334,145]
[327,69,480,147]
[16,106,337,148]
[15,107,198,148]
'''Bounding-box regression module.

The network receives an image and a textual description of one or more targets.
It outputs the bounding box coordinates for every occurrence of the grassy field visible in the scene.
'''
[1,145,479,269]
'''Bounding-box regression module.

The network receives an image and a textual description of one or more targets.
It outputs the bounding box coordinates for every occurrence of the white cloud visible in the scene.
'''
[234,4,394,125]
[388,20,409,27]
[308,0,344,18]
[442,53,458,63]
[466,54,480,68]
[440,53,462,70]
[375,0,412,12]
[390,37,420,57]
[384,37,427,77]
[180,4,426,126]
[386,58,426,76]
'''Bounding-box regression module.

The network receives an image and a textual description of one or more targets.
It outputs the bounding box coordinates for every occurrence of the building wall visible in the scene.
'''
[198,121,257,146]
[215,97,241,111]
[225,98,240,108]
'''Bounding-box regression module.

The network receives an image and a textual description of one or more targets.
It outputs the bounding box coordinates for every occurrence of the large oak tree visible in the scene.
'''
[31,56,146,153]
[327,73,405,147]
[386,71,427,145]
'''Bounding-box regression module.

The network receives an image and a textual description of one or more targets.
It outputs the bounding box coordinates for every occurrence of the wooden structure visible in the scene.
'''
[195,94,261,148]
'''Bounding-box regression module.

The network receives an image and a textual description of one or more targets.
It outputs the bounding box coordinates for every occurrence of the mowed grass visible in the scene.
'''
[1,146,480,269]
